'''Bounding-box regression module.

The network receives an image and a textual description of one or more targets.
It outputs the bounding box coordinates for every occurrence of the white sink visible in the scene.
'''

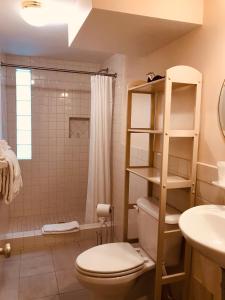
[179,205,225,268]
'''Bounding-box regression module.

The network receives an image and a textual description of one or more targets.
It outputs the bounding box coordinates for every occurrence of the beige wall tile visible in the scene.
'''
[3,54,100,233]
[56,269,83,293]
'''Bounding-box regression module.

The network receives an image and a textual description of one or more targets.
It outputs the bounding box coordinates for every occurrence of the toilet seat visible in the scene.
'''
[75,263,145,278]
[75,242,155,279]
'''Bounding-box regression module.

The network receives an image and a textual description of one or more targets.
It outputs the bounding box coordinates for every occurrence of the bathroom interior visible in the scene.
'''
[0,1,225,300]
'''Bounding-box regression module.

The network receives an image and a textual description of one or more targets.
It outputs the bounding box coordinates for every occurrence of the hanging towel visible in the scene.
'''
[42,221,80,235]
[0,140,23,204]
[0,140,10,152]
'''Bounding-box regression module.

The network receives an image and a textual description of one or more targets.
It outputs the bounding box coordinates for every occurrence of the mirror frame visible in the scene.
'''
[219,79,225,137]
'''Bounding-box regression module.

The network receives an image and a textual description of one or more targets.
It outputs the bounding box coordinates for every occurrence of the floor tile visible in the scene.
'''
[0,259,21,279]
[0,274,19,291]
[35,296,60,300]
[21,248,51,261]
[0,252,21,262]
[56,269,83,293]
[59,289,90,300]
[52,243,80,271]
[0,242,92,300]
[20,253,54,277]
[19,272,58,300]
[0,288,19,300]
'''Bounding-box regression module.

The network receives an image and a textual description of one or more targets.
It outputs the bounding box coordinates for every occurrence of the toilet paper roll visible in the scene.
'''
[96,204,112,218]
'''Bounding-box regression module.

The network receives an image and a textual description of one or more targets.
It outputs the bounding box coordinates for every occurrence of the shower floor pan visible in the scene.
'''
[0,213,107,253]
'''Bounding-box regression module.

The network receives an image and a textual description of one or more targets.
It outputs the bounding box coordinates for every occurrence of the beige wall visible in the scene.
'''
[102,54,127,241]
[127,0,225,165]
[124,0,225,298]
[93,0,203,24]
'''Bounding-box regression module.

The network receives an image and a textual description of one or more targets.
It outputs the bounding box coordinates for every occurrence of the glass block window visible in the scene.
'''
[16,69,32,160]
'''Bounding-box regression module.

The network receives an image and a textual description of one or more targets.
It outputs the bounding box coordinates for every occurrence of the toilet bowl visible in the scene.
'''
[75,197,182,300]
[75,242,155,300]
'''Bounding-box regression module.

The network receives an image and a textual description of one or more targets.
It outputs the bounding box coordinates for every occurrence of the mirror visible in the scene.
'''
[219,80,225,136]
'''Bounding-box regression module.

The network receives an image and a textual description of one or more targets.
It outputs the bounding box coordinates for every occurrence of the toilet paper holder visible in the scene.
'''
[96,204,114,245]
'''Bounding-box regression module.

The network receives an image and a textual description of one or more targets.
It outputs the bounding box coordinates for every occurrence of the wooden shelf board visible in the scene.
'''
[128,79,192,94]
[162,272,186,285]
[128,129,195,137]
[128,128,163,134]
[164,229,182,239]
[126,167,192,189]
[128,79,165,93]
[169,130,196,137]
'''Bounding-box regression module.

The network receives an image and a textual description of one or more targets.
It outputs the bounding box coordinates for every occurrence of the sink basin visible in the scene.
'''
[179,205,225,268]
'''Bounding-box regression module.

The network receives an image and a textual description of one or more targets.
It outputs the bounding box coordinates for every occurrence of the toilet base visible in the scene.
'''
[75,269,136,299]
[91,294,125,300]
[76,268,155,300]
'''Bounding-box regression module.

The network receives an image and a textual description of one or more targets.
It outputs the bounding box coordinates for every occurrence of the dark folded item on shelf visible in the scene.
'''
[147,74,165,82]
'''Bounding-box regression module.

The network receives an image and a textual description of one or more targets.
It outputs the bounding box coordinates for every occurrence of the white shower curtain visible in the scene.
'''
[0,65,3,139]
[85,75,113,223]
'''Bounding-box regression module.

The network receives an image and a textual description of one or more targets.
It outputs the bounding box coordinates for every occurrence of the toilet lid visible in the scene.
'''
[76,243,145,274]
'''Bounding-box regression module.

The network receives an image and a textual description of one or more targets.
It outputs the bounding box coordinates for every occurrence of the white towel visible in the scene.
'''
[0,140,10,152]
[42,221,80,234]
[0,140,23,204]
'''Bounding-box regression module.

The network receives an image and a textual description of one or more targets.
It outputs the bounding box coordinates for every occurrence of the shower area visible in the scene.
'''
[0,54,116,242]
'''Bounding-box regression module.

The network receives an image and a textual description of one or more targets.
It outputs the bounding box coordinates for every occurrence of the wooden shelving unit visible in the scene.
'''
[124,66,202,300]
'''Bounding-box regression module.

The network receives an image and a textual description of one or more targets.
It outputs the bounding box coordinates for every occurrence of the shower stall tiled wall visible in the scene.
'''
[3,55,100,234]
[0,53,9,236]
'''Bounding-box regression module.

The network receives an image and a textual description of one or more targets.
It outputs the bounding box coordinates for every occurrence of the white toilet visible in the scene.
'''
[75,197,181,300]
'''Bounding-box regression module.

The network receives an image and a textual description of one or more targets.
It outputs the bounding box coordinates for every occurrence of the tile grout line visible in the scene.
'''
[52,246,60,296]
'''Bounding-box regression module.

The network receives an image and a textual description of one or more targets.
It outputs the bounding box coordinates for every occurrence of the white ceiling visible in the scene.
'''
[0,0,112,62]
[0,0,200,63]
[74,9,198,57]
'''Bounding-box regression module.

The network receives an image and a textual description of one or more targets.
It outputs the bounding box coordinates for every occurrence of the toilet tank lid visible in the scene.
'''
[137,197,181,225]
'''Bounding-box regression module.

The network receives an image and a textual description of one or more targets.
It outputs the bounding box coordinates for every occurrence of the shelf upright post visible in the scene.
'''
[182,75,202,300]
[154,74,173,300]
[148,94,156,197]
[123,90,133,241]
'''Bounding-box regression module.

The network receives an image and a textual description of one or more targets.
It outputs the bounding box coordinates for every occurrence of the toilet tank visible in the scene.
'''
[137,197,182,267]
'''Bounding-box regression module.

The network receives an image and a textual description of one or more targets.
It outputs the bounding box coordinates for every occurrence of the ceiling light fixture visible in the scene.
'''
[20,0,74,27]
[20,0,49,27]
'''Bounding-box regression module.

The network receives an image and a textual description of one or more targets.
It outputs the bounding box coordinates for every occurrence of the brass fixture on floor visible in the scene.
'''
[0,243,11,258]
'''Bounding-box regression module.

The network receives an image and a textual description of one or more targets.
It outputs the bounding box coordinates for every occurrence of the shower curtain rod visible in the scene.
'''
[0,62,117,78]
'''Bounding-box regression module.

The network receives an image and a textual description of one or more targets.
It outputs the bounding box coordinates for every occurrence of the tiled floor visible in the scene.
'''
[0,239,95,300]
